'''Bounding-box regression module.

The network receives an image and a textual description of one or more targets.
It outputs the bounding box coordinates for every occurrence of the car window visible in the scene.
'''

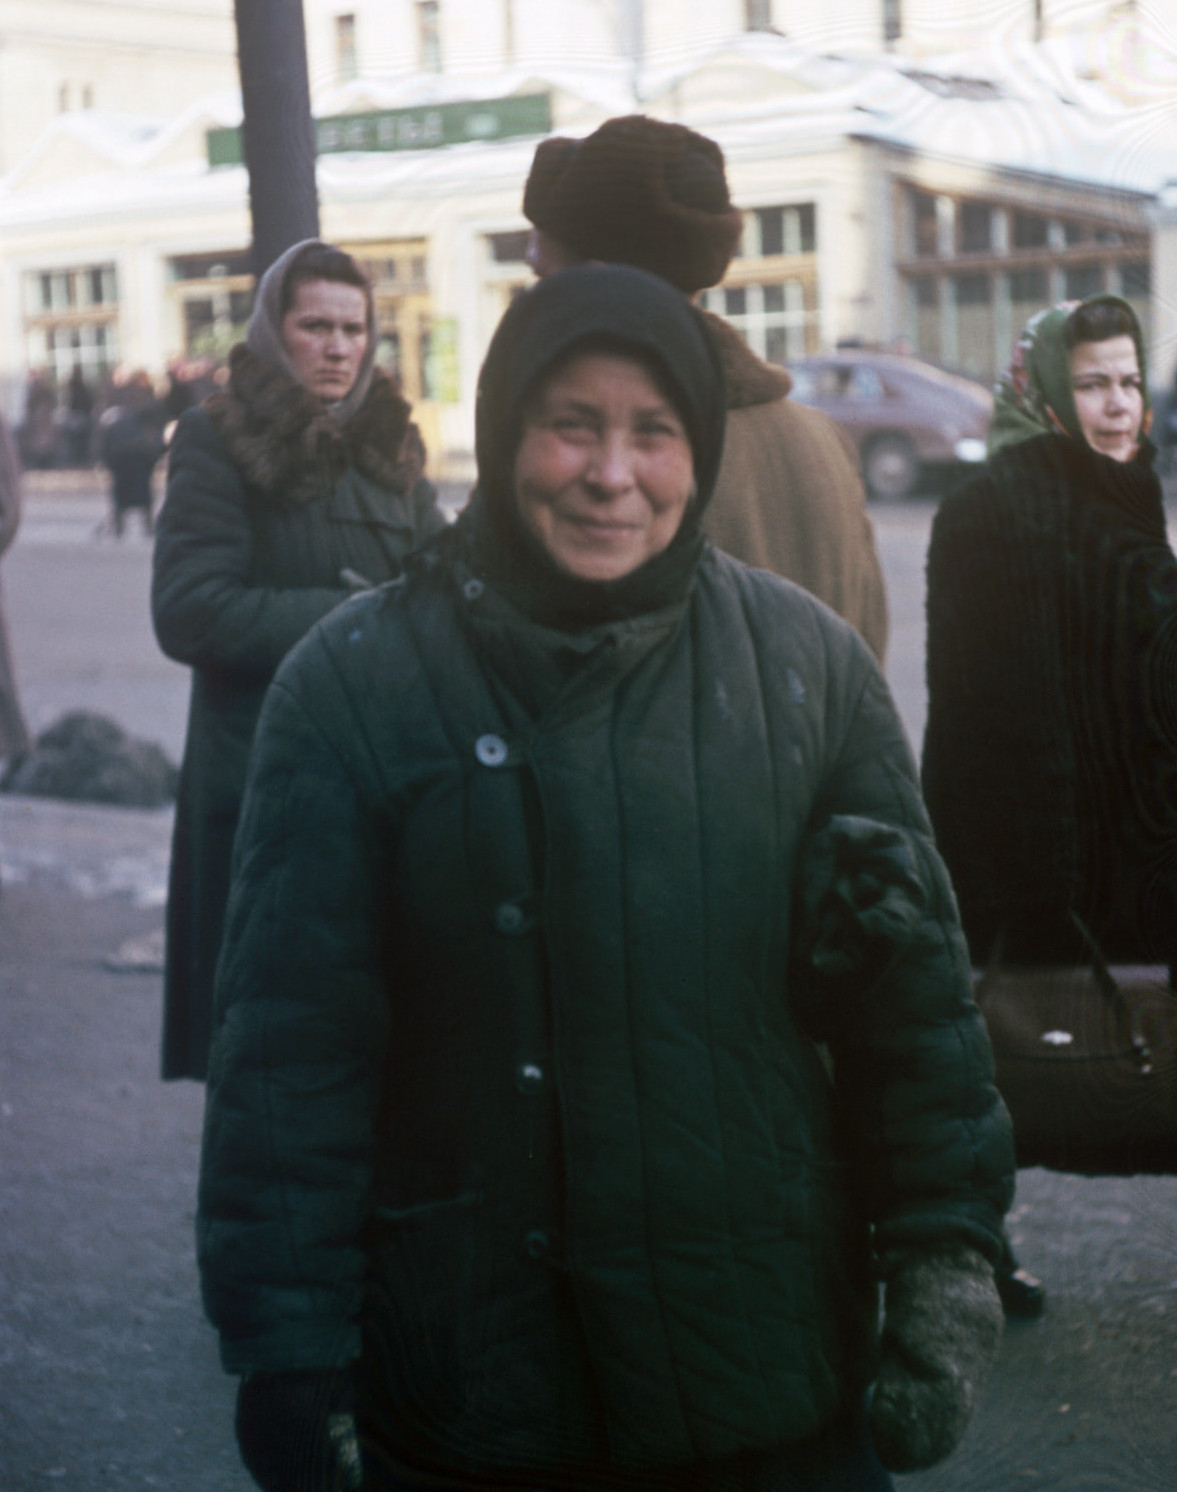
[814,367,850,399]
[847,367,885,403]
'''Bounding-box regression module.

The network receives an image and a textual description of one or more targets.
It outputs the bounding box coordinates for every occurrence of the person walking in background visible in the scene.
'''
[922,293,1177,1315]
[0,411,31,780]
[64,365,94,467]
[522,114,889,662]
[151,239,447,1083]
[198,264,1012,1492]
[18,370,59,471]
[98,370,166,537]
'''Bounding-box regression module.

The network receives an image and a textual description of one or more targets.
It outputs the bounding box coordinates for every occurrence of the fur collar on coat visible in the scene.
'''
[699,309,793,411]
[204,343,418,506]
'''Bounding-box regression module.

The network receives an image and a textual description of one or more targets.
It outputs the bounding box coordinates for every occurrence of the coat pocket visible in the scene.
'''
[362,1190,484,1444]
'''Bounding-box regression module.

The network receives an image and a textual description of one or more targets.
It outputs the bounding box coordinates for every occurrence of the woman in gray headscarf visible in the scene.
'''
[152,239,446,1081]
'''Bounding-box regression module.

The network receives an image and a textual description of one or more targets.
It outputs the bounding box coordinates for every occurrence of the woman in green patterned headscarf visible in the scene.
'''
[921,293,1174,1309]
[987,293,1151,459]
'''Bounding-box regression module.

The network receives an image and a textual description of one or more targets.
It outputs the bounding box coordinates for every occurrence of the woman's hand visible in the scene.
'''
[868,1244,1003,1472]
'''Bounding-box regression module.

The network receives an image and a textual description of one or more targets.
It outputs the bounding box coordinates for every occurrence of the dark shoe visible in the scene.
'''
[996,1266,1046,1319]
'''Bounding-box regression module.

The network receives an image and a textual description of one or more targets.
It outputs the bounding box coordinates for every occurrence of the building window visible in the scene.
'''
[417,1,442,73]
[700,281,814,364]
[883,0,902,44]
[23,263,120,383]
[1065,264,1105,300]
[488,230,530,264]
[349,241,433,402]
[335,14,358,81]
[57,82,70,112]
[959,202,993,254]
[911,191,939,259]
[1012,211,1049,250]
[900,186,1150,381]
[167,252,254,360]
[707,202,819,361]
[81,83,94,109]
[745,0,772,30]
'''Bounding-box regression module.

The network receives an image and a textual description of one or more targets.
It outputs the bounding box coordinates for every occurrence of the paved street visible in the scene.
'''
[3,478,1177,1490]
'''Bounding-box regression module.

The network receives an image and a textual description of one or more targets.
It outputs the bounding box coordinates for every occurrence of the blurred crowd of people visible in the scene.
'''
[16,357,223,472]
[15,357,227,536]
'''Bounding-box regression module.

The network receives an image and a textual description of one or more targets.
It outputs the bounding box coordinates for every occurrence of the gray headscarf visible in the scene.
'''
[245,238,378,426]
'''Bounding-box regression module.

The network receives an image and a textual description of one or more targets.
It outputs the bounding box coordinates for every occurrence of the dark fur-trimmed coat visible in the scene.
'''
[152,349,447,1079]
[922,432,1177,966]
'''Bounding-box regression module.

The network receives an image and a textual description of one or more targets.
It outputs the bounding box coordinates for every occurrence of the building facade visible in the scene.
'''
[0,0,1172,474]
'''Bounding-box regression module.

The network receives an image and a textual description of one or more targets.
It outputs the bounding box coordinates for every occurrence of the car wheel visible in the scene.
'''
[863,434,920,500]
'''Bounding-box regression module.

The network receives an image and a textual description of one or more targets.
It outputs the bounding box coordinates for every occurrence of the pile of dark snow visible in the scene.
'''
[0,711,178,809]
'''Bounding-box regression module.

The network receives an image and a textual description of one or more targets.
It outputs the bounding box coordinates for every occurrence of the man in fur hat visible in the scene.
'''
[522,115,888,661]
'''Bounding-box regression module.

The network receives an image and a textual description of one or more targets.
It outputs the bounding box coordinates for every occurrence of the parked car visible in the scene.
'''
[786,350,993,498]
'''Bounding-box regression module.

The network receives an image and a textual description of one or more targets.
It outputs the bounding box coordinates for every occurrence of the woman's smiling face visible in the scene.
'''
[1069,334,1144,463]
[512,350,695,583]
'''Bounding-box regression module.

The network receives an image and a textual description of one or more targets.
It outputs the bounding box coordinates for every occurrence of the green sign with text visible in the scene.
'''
[208,93,551,168]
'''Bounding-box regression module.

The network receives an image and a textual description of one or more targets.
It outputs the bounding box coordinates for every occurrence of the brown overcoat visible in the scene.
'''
[701,312,889,662]
[0,415,31,759]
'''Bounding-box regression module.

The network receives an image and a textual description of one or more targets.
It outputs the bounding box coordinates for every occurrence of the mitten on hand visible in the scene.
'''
[868,1243,1003,1474]
[236,1367,363,1492]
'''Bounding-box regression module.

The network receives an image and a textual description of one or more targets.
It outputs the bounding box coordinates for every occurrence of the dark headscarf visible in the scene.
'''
[465,263,726,630]
[988,293,1151,457]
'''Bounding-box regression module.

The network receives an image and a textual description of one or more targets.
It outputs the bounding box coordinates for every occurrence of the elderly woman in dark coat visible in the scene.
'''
[152,239,446,1081]
[198,265,1013,1492]
[924,295,1177,972]
[922,293,1177,1305]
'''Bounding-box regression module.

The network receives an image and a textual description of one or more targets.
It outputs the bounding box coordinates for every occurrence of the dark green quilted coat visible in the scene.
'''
[198,541,1013,1479]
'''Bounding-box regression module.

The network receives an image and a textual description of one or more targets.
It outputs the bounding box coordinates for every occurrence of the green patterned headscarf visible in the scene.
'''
[988,293,1150,457]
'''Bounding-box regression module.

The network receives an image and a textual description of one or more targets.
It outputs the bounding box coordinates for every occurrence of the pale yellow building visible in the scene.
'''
[0,0,1173,473]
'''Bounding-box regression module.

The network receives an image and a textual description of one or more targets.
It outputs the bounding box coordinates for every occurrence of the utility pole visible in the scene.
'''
[233,0,320,279]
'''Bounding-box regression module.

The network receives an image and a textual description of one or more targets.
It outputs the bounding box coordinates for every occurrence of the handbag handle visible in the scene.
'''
[1067,910,1157,1074]
[1066,910,1118,1001]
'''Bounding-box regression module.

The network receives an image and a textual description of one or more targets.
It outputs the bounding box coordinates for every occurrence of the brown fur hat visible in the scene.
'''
[523,116,743,294]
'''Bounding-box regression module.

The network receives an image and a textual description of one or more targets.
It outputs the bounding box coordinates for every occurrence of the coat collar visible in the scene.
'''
[203,343,419,506]
[699,309,793,411]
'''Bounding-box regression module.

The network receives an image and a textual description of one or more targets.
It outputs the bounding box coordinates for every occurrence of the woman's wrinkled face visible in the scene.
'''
[513,351,695,583]
[1069,335,1144,463]
[280,278,369,403]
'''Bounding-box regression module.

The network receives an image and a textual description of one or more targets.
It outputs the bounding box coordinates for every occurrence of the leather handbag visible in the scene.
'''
[974,916,1177,1176]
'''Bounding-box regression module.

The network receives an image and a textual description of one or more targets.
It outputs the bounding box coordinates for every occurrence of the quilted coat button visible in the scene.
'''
[515,1062,545,1093]
[523,1229,550,1260]
[495,902,526,934]
[462,578,485,602]
[474,734,509,767]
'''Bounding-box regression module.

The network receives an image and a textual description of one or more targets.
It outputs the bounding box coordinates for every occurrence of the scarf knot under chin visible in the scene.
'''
[203,343,419,507]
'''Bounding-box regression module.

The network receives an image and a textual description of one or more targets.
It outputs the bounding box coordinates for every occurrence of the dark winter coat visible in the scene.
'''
[152,350,447,1079]
[100,399,165,513]
[922,431,1177,966]
[198,530,1012,1481]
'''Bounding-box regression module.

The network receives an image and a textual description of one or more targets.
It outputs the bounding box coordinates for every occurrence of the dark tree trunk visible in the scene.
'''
[233,0,320,279]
